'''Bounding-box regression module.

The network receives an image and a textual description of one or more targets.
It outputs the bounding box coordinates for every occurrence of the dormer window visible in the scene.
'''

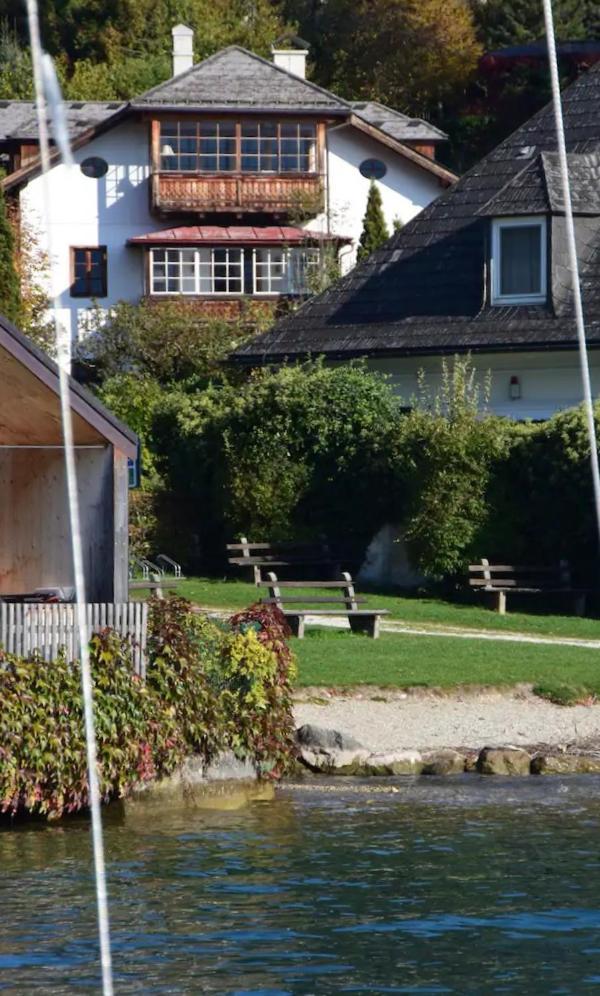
[491,217,547,305]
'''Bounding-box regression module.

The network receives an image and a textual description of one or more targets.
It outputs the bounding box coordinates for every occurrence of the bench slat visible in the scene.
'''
[468,565,562,574]
[261,596,367,605]
[258,580,355,589]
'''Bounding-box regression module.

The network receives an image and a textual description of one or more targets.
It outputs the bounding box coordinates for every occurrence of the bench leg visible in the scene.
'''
[494,591,506,615]
[349,615,380,638]
[286,615,305,639]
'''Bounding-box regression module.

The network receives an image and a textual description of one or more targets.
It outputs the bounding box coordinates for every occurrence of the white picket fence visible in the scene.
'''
[0,602,149,677]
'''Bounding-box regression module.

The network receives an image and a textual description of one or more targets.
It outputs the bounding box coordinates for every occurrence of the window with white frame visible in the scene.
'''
[159,120,317,173]
[150,246,320,296]
[491,216,547,305]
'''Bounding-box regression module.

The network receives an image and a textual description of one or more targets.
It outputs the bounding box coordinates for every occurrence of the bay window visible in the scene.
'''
[491,217,547,305]
[150,246,320,296]
[159,120,317,174]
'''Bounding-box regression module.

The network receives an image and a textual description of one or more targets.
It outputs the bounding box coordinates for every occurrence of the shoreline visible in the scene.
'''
[294,684,600,754]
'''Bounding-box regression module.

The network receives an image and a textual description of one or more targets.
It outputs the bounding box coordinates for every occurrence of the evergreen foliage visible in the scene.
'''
[357,181,390,262]
[474,0,595,49]
[0,183,21,324]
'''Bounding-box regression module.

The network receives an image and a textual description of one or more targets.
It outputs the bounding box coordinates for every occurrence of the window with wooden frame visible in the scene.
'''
[70,247,107,298]
[158,120,317,174]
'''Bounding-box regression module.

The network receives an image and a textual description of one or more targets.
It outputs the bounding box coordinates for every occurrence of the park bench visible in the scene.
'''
[259,571,389,638]
[227,536,342,584]
[468,558,588,615]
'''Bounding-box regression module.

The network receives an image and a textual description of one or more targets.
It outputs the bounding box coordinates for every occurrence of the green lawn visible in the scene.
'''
[292,629,600,702]
[157,576,600,641]
[134,576,600,700]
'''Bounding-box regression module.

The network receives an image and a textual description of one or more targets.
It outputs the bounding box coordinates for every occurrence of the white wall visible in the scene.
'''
[311,124,443,271]
[368,351,600,420]
[21,121,153,343]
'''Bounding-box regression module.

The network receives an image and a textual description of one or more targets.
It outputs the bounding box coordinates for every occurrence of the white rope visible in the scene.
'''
[24,3,114,993]
[542,0,600,548]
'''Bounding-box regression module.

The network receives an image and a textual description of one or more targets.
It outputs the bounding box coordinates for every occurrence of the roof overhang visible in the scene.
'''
[348,114,458,187]
[133,104,349,118]
[0,315,138,456]
[2,103,131,193]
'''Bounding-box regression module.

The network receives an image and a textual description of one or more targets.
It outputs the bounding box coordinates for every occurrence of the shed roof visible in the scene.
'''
[0,315,137,456]
[232,60,600,363]
[128,224,349,245]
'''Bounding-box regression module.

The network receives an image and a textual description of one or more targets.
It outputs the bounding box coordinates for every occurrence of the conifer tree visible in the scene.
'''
[475,0,587,49]
[0,186,21,324]
[357,182,390,263]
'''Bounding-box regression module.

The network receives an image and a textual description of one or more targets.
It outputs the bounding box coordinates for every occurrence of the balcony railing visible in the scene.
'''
[151,173,324,216]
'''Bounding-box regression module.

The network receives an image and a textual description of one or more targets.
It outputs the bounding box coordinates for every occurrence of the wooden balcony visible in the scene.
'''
[151,172,324,216]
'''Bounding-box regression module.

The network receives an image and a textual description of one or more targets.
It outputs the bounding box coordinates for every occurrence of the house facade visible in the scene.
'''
[1,29,454,344]
[233,61,600,420]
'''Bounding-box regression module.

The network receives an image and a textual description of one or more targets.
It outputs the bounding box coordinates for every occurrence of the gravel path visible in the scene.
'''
[294,687,600,751]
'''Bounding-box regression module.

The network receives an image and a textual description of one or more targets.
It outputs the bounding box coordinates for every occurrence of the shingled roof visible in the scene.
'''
[351,101,446,144]
[131,46,348,112]
[0,100,124,142]
[233,62,600,364]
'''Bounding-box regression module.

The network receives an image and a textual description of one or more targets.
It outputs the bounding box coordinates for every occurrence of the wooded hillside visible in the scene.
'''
[0,0,598,168]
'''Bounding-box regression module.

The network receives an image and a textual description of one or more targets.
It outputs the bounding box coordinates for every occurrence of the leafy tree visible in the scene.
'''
[357,181,390,262]
[285,0,481,117]
[0,185,21,324]
[78,297,269,386]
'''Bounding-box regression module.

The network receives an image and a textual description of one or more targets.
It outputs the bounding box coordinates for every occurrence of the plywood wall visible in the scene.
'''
[0,447,115,600]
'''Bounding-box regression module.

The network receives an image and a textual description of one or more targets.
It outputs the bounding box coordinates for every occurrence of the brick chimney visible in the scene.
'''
[172,24,194,77]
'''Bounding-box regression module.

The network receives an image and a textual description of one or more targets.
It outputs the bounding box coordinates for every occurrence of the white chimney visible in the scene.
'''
[172,24,194,77]
[271,47,308,79]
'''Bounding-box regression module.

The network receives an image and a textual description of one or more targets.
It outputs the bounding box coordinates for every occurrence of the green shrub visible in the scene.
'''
[153,360,404,564]
[0,598,297,819]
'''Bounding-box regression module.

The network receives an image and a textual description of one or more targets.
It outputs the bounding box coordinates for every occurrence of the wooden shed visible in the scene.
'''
[0,315,137,602]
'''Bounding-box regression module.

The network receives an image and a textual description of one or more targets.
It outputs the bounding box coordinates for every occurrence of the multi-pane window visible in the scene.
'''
[160,121,236,172]
[491,217,547,305]
[150,246,320,296]
[159,120,317,173]
[70,247,107,297]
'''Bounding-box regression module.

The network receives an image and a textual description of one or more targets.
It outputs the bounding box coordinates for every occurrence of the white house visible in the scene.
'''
[1,29,455,345]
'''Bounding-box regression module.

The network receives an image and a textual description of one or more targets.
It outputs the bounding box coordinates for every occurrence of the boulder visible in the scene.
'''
[531,753,600,775]
[477,747,531,776]
[360,750,423,776]
[296,724,371,773]
[422,750,466,776]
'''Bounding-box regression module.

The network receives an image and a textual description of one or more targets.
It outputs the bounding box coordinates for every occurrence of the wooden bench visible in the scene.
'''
[468,559,588,615]
[259,571,389,638]
[227,536,342,584]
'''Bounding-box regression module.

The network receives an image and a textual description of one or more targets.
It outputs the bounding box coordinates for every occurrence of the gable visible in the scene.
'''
[132,47,347,111]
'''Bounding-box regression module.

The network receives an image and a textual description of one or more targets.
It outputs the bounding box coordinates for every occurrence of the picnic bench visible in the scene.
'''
[227,536,343,584]
[260,571,389,638]
[468,558,588,615]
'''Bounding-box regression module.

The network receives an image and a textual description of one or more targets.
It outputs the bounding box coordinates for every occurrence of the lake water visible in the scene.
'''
[2,776,600,994]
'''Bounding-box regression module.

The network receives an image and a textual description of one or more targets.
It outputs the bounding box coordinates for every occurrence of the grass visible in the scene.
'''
[161,576,600,642]
[292,629,600,701]
[133,575,600,700]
